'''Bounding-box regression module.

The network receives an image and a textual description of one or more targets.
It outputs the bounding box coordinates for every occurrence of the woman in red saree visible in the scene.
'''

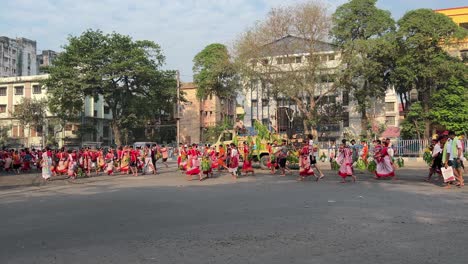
[241,142,254,176]
[374,140,396,179]
[299,141,315,180]
[186,144,201,180]
[337,139,356,183]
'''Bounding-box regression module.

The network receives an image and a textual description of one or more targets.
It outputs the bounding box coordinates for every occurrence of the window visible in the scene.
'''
[93,110,98,117]
[386,116,396,126]
[0,104,6,113]
[328,54,335,61]
[261,59,269,65]
[14,86,23,95]
[276,58,283,65]
[104,106,110,115]
[251,100,258,108]
[33,85,41,94]
[385,102,395,112]
[342,91,349,106]
[103,126,110,138]
[65,124,73,131]
[342,112,350,127]
[295,56,302,63]
[0,87,6,96]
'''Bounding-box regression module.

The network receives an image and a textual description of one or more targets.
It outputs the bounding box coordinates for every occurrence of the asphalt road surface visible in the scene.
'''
[1,166,467,264]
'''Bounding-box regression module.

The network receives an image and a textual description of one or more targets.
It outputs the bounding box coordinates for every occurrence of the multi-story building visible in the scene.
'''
[37,50,58,73]
[240,35,400,140]
[0,74,113,148]
[179,82,236,144]
[435,6,468,61]
[0,37,38,77]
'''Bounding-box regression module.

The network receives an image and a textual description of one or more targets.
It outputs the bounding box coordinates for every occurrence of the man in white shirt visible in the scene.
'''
[445,131,463,187]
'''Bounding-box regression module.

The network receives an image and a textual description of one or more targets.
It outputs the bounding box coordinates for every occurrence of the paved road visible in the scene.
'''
[1,166,467,264]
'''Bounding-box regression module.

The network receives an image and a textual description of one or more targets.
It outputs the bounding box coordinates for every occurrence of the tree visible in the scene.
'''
[193,43,239,99]
[234,1,334,135]
[10,97,48,147]
[394,9,467,139]
[331,0,396,137]
[429,78,468,136]
[44,30,178,145]
[400,102,425,140]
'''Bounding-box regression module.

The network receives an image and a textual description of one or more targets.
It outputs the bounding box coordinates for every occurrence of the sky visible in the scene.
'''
[0,0,466,81]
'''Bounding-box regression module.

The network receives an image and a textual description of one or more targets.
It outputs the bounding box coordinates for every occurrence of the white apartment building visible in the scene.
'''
[0,74,113,148]
[240,35,401,140]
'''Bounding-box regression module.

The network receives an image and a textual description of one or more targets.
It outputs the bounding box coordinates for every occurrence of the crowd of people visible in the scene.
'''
[175,135,409,184]
[1,132,465,187]
[0,144,172,181]
[425,131,465,188]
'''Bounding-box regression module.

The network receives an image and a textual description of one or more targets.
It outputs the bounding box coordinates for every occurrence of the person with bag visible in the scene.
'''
[425,137,443,182]
[443,131,464,188]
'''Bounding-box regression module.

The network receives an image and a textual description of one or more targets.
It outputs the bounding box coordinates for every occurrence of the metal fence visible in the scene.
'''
[313,139,468,158]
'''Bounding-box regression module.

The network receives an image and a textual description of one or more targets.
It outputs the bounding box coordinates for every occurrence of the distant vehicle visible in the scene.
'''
[133,142,157,149]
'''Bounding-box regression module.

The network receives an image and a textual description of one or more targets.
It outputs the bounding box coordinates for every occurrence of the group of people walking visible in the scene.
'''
[36,145,168,180]
[425,131,465,188]
[175,134,403,183]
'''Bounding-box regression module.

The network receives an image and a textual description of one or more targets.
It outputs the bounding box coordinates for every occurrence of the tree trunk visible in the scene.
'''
[421,87,431,141]
[111,122,122,146]
[360,107,368,138]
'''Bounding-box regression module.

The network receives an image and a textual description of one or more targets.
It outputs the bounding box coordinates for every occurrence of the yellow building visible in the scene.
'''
[435,6,468,60]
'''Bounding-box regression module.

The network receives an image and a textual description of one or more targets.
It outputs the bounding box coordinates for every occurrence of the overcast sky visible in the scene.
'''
[0,0,465,81]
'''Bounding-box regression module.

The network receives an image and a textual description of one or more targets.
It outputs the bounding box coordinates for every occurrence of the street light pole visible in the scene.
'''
[176,70,180,147]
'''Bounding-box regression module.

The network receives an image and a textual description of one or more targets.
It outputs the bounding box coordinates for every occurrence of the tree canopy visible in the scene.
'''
[43,29,178,145]
[234,1,334,134]
[331,0,396,137]
[393,8,467,139]
[193,43,239,99]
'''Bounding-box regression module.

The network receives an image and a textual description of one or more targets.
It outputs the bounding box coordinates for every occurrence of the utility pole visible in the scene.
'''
[176,70,180,148]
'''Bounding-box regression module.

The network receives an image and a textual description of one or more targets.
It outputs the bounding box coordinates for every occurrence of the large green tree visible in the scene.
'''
[394,9,467,139]
[44,30,177,145]
[429,78,468,136]
[331,0,396,137]
[193,43,239,99]
[11,97,48,146]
